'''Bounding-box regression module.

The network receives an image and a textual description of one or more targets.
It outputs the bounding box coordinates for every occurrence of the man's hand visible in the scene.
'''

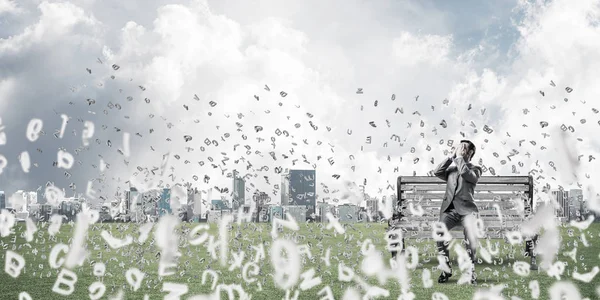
[452,145,459,159]
[460,144,469,159]
[454,143,468,159]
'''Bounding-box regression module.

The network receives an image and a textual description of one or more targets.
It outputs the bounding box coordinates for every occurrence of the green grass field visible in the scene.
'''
[0,221,598,299]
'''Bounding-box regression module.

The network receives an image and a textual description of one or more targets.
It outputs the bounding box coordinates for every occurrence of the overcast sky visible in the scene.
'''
[1,0,600,208]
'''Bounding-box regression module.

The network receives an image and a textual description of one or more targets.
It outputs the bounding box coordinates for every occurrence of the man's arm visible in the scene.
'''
[453,157,481,184]
[432,157,453,181]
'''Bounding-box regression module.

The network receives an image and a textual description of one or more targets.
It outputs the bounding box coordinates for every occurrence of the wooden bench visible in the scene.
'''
[388,175,538,269]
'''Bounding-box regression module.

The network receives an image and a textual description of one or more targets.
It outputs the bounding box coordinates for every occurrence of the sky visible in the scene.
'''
[1,0,600,209]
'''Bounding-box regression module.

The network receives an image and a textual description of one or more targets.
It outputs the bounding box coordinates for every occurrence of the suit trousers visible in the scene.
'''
[436,208,477,266]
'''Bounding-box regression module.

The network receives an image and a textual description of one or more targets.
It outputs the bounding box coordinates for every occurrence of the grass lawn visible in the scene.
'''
[0,220,598,299]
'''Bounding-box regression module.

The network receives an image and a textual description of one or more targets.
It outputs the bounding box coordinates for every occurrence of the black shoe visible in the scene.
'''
[530,257,538,271]
[470,265,477,284]
[438,271,452,283]
[470,273,477,285]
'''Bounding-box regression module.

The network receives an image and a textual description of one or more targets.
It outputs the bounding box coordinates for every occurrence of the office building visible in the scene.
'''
[257,204,271,223]
[211,199,229,210]
[38,204,55,222]
[141,191,159,217]
[253,191,270,206]
[126,187,148,222]
[117,196,128,218]
[281,172,290,205]
[338,204,358,223]
[13,191,37,212]
[551,189,569,221]
[283,205,307,223]
[270,206,284,221]
[190,188,210,220]
[26,192,37,206]
[187,188,202,221]
[366,199,379,221]
[158,188,172,216]
[581,197,599,222]
[122,191,128,214]
[192,188,202,216]
[178,204,189,221]
[233,170,245,208]
[331,205,340,219]
[36,187,45,205]
[58,198,83,222]
[124,187,140,217]
[186,203,197,222]
[252,191,270,222]
[0,191,5,210]
[130,187,140,211]
[7,190,29,213]
[357,208,368,222]
[569,189,583,221]
[289,170,316,215]
[28,204,41,221]
[317,202,331,222]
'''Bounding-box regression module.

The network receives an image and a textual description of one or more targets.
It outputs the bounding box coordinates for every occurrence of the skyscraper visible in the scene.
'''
[26,192,37,206]
[551,189,569,221]
[126,187,139,212]
[281,172,290,205]
[125,187,142,221]
[198,190,208,220]
[270,205,283,221]
[0,191,5,210]
[141,191,159,217]
[39,204,55,222]
[317,202,331,222]
[366,198,379,221]
[187,187,202,221]
[233,170,245,207]
[289,170,316,215]
[569,189,583,221]
[253,191,270,222]
[283,205,307,223]
[358,208,368,222]
[158,188,172,216]
[338,204,358,223]
[258,204,271,223]
[211,199,228,210]
[9,190,28,212]
[36,187,45,205]
[59,198,83,222]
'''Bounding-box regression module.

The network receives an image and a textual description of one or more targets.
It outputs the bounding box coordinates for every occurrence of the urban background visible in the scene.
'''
[0,169,596,224]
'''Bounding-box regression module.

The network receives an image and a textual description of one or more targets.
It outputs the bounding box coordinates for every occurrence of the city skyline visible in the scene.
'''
[2,169,597,209]
[3,176,595,224]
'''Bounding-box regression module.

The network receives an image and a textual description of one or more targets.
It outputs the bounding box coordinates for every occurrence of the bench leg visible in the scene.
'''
[387,217,404,259]
[525,235,538,270]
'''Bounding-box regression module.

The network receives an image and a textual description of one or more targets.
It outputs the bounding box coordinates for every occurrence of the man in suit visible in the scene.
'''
[433,139,482,284]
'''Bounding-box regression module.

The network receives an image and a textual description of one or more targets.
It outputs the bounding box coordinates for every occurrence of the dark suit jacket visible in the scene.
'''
[433,156,483,216]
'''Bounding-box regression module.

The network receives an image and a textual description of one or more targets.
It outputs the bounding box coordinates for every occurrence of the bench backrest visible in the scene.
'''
[396,176,534,239]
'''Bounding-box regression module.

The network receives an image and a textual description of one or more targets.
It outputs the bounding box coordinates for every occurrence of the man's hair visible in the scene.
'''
[460,139,476,159]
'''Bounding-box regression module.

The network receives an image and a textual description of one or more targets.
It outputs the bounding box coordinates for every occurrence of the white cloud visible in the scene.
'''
[0,1,99,53]
[0,0,599,208]
[392,32,453,66]
[0,77,16,112]
[0,0,22,15]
